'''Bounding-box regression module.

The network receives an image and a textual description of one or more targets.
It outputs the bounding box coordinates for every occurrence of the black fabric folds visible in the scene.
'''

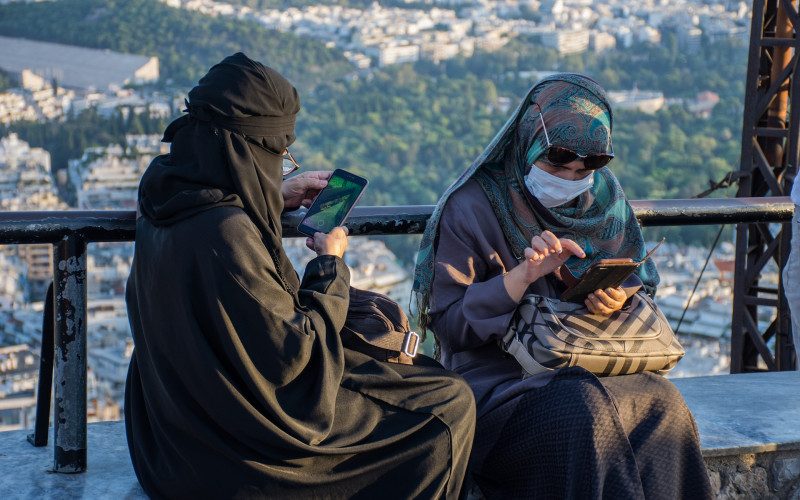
[473,368,712,500]
[124,53,475,499]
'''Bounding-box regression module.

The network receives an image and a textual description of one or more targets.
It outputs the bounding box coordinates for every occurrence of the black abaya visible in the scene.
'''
[124,53,475,499]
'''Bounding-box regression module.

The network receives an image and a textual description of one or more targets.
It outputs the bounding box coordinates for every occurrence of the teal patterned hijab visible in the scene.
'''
[413,73,659,333]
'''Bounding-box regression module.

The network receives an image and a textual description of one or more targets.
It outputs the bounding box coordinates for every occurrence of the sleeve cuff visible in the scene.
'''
[302,255,350,290]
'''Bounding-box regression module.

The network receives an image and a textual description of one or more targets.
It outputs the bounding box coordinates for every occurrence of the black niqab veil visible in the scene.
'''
[124,53,475,499]
[139,52,299,294]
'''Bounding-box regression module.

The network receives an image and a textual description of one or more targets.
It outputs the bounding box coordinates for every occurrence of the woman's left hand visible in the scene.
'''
[585,287,627,315]
[281,171,332,209]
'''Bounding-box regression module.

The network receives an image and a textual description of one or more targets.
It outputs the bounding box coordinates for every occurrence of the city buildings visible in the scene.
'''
[162,0,751,66]
[0,133,64,299]
[0,344,38,431]
[65,137,167,209]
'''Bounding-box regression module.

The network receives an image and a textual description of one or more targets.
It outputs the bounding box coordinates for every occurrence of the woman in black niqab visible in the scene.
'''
[124,53,475,499]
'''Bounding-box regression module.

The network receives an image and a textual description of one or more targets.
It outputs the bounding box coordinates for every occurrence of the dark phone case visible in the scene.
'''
[297,169,368,237]
[559,239,665,303]
[559,261,640,302]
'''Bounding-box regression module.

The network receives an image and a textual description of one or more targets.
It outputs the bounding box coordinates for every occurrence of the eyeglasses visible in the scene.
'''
[533,103,614,170]
[282,149,300,176]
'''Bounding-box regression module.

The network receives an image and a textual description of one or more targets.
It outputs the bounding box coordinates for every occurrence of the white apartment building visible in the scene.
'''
[607,89,665,114]
[1,84,85,124]
[0,92,37,125]
[0,253,25,310]
[541,29,591,55]
[67,135,165,210]
[0,344,38,432]
[0,133,63,300]
[89,340,133,402]
[678,26,704,53]
[378,44,420,67]
[591,31,618,52]
[0,133,50,172]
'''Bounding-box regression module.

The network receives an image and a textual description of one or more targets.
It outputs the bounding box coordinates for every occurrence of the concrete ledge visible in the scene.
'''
[1,372,798,499]
[671,371,800,458]
[0,421,145,500]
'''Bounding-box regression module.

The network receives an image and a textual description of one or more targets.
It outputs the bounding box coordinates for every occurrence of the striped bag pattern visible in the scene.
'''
[500,292,684,377]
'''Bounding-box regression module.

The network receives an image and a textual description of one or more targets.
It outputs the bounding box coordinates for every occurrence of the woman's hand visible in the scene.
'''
[306,226,348,258]
[504,230,585,302]
[585,287,627,315]
[281,171,332,209]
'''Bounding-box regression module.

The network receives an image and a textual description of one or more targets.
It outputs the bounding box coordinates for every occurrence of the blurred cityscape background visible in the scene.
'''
[0,0,759,430]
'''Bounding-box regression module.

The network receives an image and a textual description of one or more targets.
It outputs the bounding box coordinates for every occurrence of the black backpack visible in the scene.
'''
[341,287,420,365]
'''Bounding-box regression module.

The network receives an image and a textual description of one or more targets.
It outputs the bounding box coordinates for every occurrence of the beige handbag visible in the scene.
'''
[500,292,684,377]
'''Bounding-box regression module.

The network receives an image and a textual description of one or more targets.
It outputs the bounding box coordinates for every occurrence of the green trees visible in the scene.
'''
[0,0,751,257]
[0,70,15,92]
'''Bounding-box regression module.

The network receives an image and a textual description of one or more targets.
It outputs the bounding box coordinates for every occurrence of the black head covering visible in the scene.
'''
[138,52,301,293]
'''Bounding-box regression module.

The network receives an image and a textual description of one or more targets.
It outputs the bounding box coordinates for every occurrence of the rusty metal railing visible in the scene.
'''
[0,197,793,473]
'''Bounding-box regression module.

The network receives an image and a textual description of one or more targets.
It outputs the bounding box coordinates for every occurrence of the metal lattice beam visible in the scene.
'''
[733,0,798,372]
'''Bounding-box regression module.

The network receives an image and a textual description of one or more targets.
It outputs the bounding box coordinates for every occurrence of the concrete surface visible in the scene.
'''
[1,372,798,499]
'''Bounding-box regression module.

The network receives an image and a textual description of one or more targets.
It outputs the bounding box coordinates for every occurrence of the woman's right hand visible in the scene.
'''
[504,230,585,302]
[307,226,349,258]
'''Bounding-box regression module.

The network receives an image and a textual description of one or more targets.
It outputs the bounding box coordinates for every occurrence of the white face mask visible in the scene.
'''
[524,165,595,208]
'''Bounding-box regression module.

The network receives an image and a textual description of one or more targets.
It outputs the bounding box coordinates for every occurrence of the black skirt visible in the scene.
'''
[471,367,712,500]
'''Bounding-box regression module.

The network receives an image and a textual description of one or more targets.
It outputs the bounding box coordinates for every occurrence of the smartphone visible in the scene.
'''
[559,259,640,302]
[297,169,369,238]
[559,238,665,303]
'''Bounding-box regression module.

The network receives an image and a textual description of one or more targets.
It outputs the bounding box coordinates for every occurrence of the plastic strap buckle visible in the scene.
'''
[403,331,420,358]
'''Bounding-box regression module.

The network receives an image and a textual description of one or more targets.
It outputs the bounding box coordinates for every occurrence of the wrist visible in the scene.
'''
[504,265,536,302]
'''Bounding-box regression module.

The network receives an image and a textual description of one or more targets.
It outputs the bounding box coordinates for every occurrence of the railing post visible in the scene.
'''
[27,281,55,447]
[52,235,88,473]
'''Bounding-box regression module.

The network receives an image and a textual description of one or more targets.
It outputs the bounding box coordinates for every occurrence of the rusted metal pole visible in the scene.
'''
[764,0,794,168]
[27,282,54,448]
[52,236,88,473]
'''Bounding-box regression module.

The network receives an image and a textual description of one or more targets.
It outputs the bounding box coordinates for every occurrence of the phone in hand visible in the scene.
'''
[559,238,665,303]
[297,169,369,238]
[559,259,641,302]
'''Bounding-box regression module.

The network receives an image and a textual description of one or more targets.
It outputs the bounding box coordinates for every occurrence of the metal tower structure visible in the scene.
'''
[733,0,798,372]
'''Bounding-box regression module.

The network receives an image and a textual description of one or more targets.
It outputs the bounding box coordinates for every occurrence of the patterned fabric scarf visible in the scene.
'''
[413,74,659,333]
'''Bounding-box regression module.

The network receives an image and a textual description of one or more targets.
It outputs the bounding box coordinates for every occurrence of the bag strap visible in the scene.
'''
[500,294,551,376]
[505,338,551,376]
[341,326,420,357]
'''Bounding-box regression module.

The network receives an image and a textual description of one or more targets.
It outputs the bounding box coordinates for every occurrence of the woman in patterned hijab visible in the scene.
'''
[413,74,712,499]
[414,74,658,330]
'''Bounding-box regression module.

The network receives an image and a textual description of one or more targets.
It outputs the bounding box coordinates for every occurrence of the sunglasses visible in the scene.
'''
[533,103,614,170]
[282,149,300,176]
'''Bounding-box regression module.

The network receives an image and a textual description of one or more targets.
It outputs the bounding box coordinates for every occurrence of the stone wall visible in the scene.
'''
[705,451,800,500]
[466,451,800,500]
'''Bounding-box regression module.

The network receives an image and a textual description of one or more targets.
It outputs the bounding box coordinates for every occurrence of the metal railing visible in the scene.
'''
[0,196,794,473]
